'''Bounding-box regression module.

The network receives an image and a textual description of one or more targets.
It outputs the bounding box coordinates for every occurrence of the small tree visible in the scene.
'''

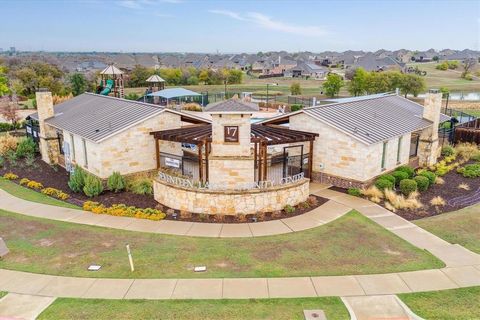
[290,82,301,95]
[461,58,477,79]
[69,73,88,96]
[322,73,344,97]
[198,69,210,85]
[348,67,368,96]
[399,74,426,97]
[0,96,21,133]
[0,66,9,96]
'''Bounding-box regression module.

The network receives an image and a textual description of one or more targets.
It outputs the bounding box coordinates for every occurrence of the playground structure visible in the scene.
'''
[145,75,166,104]
[96,65,124,98]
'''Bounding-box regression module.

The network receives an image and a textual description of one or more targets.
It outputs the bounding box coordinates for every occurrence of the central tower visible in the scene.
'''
[205,98,259,189]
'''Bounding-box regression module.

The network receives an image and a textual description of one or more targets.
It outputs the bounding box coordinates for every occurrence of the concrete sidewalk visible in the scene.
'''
[342,295,422,320]
[0,293,55,320]
[0,188,349,238]
[0,266,478,300]
[313,188,480,268]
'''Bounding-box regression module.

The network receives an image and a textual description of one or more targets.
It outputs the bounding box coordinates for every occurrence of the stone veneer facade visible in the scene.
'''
[36,91,60,165]
[208,113,255,189]
[61,111,182,178]
[289,113,412,188]
[153,177,309,215]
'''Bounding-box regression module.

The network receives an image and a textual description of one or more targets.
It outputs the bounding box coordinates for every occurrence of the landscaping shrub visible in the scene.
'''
[19,178,30,185]
[26,180,43,190]
[0,134,18,156]
[418,170,436,185]
[15,137,36,158]
[455,143,478,160]
[441,145,455,156]
[0,156,4,168]
[347,187,361,197]
[129,178,153,195]
[430,196,446,207]
[290,104,304,112]
[395,165,415,178]
[399,179,417,196]
[380,174,396,185]
[361,186,383,199]
[3,172,18,180]
[284,204,295,214]
[41,187,70,200]
[458,163,480,178]
[392,171,409,185]
[68,165,86,192]
[414,175,430,192]
[307,195,319,206]
[471,152,480,162]
[83,174,104,197]
[384,188,422,210]
[107,171,126,193]
[374,177,394,191]
[83,201,166,221]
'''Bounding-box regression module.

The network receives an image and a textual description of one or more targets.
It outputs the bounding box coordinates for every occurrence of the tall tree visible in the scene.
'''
[348,68,368,96]
[69,73,88,96]
[322,73,344,97]
[0,96,21,132]
[461,58,477,78]
[399,74,426,97]
[128,65,152,87]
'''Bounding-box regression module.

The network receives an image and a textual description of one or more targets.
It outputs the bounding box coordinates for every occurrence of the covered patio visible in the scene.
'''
[150,124,319,184]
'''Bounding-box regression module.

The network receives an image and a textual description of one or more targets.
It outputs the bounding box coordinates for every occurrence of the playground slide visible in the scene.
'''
[99,79,114,96]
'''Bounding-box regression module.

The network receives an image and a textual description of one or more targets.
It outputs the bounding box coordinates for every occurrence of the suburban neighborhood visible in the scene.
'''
[0,1,479,319]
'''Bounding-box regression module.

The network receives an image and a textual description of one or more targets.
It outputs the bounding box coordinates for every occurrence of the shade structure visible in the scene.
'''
[146,75,165,83]
[100,65,123,75]
[150,124,318,145]
[147,88,201,99]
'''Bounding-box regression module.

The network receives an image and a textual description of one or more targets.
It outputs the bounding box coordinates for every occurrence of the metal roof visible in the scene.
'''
[204,99,259,113]
[146,75,165,83]
[147,88,201,99]
[30,93,164,142]
[261,94,450,145]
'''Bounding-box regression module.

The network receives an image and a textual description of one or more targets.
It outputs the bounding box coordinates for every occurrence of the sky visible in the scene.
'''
[1,0,479,53]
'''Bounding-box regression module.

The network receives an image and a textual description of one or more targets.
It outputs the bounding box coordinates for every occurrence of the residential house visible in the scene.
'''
[284,62,329,79]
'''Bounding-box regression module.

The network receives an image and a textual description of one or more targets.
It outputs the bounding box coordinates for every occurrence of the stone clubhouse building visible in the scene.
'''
[28,89,447,214]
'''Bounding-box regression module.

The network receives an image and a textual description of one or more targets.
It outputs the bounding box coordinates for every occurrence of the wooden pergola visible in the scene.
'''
[150,124,319,183]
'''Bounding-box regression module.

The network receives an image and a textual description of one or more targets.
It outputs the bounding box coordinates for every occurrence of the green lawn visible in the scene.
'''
[399,286,480,319]
[38,297,349,320]
[415,204,480,254]
[0,209,443,279]
[0,177,80,209]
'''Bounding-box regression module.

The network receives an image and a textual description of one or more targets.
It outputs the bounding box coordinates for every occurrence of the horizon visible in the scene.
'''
[1,0,479,53]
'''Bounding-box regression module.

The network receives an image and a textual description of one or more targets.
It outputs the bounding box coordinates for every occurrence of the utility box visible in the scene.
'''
[0,237,9,258]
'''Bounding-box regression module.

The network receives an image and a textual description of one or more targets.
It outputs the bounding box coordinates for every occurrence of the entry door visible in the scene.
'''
[283,145,306,178]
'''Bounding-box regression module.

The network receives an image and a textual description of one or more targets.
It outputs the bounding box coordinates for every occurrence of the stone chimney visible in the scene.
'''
[418,89,442,166]
[36,90,60,164]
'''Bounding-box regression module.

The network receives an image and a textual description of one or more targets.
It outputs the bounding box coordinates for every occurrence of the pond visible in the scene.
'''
[415,92,480,101]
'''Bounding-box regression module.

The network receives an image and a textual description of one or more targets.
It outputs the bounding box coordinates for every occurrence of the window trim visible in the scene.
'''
[381,141,387,170]
[396,136,403,164]
[70,134,75,161]
[82,138,88,168]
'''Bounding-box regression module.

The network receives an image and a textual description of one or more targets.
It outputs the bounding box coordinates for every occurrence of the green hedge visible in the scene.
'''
[414,176,430,192]
[400,179,417,195]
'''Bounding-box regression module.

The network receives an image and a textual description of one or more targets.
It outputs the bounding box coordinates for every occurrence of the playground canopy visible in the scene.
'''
[147,88,201,99]
[100,65,123,75]
[146,75,165,83]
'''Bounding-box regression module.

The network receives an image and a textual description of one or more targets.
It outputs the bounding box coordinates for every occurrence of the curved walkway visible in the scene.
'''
[0,187,351,238]
[0,183,479,300]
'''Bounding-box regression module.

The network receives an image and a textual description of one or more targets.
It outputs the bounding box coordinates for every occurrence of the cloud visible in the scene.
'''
[209,9,245,21]
[247,12,327,37]
[209,10,327,37]
[117,0,142,9]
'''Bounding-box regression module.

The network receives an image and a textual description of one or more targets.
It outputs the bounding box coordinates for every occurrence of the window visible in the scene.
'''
[381,141,387,170]
[70,134,75,161]
[82,138,88,168]
[397,136,403,163]
[57,131,64,155]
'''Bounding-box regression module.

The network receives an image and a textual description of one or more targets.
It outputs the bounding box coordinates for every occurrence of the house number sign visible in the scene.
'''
[224,126,239,142]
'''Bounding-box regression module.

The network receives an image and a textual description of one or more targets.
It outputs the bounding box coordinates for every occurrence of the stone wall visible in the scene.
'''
[65,111,182,178]
[289,113,412,186]
[153,178,310,215]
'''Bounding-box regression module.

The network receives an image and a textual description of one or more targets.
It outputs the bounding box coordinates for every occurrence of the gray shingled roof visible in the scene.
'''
[204,99,259,113]
[302,94,443,145]
[30,93,165,142]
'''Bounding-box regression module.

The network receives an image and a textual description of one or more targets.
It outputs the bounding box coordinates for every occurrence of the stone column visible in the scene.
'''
[208,113,255,189]
[36,90,60,164]
[418,89,442,166]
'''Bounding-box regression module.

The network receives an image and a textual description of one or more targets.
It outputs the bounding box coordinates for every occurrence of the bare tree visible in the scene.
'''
[0,95,21,133]
[462,58,477,78]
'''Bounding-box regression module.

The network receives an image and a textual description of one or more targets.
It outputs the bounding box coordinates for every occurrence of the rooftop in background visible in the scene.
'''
[261,93,450,145]
[146,75,165,83]
[204,98,259,113]
[147,87,201,99]
[100,65,123,75]
[29,93,208,142]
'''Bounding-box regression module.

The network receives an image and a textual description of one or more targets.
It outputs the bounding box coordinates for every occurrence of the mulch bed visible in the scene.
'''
[330,162,480,221]
[0,156,328,224]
